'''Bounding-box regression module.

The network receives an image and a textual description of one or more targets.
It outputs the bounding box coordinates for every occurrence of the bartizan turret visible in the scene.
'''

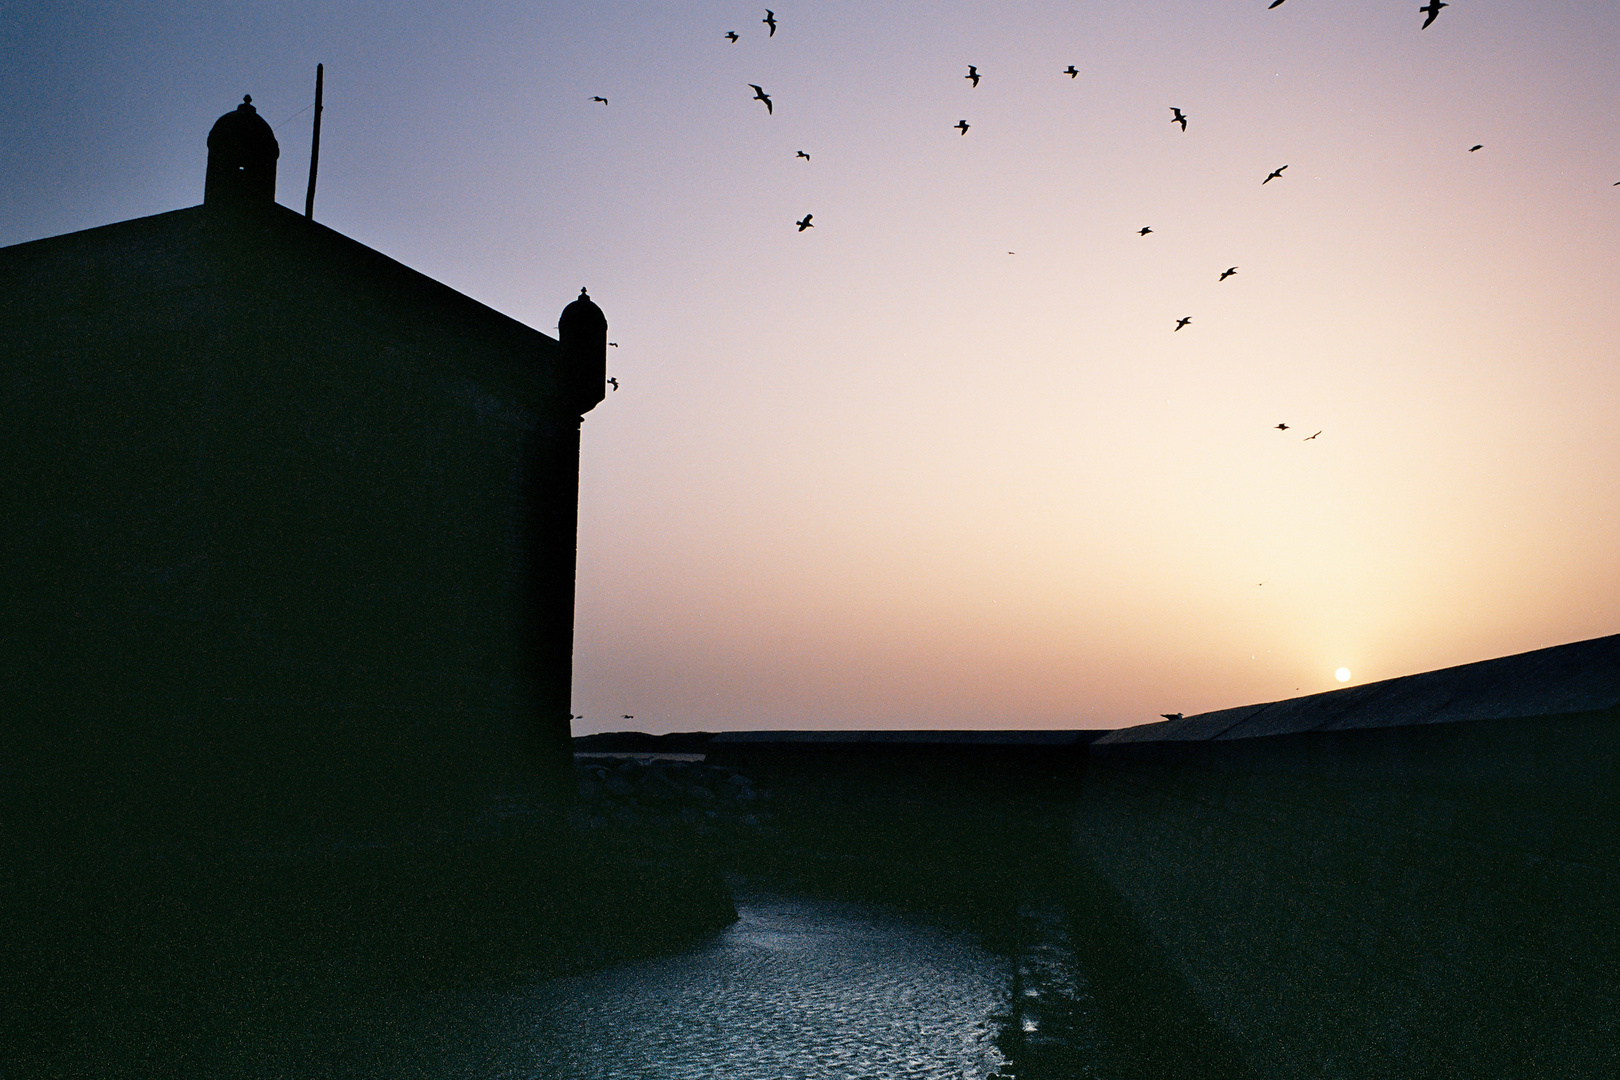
[558,287,608,414]
[204,95,279,207]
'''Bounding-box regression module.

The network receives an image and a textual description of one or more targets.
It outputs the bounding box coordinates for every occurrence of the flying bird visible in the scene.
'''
[1138,226,1153,236]
[591,96,608,105]
[1304,431,1321,440]
[1174,317,1192,331]
[725,30,739,42]
[606,377,619,391]
[749,84,773,114]
[1170,107,1187,131]
[1275,423,1290,430]
[763,8,777,35]
[1268,0,1287,7]
[1219,266,1238,281]
[621,714,634,720]
[1063,65,1079,78]
[1161,713,1184,721]
[796,214,814,231]
[1264,165,1288,184]
[965,65,980,88]
[796,150,810,160]
[1469,144,1483,152]
[1419,0,1446,28]
[955,119,970,135]
[609,342,619,347]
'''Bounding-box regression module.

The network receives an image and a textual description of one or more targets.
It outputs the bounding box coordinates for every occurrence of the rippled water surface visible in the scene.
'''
[458,895,1012,1079]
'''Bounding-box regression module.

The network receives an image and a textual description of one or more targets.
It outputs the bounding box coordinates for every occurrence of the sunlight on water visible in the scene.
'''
[479,895,1011,1079]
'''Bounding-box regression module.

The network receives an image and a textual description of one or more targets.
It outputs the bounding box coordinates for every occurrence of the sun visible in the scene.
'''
[1335,668,1351,683]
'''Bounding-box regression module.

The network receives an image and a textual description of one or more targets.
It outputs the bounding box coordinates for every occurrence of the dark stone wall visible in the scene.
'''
[1073,709,1620,1078]
[1,202,580,849]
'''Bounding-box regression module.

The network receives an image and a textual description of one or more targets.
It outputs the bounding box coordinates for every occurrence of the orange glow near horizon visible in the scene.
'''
[6,1,1619,732]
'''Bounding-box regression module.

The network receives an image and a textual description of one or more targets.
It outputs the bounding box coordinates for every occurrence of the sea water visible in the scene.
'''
[441,894,1013,1079]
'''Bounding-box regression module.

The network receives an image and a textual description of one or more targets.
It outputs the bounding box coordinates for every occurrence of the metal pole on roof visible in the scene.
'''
[304,63,323,219]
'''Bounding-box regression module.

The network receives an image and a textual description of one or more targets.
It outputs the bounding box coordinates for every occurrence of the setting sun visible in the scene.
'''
[1335,668,1352,683]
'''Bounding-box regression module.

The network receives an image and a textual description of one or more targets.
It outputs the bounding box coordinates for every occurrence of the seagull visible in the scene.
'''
[763,8,777,35]
[725,30,739,42]
[796,213,814,231]
[1161,713,1184,721]
[1469,144,1483,152]
[1174,317,1191,331]
[1170,107,1187,131]
[1264,165,1288,184]
[955,119,970,135]
[796,150,810,160]
[1275,423,1290,430]
[965,65,980,88]
[1063,65,1079,78]
[1138,226,1153,236]
[1304,430,1320,440]
[749,84,773,114]
[591,96,608,105]
[1219,266,1238,281]
[606,377,619,391]
[1419,0,1446,28]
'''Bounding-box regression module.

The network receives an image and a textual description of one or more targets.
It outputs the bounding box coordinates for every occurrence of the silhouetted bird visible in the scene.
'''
[1063,65,1079,78]
[726,30,739,42]
[749,84,773,114]
[955,119,970,135]
[1275,423,1290,430]
[607,377,619,391]
[966,65,980,88]
[1264,165,1288,183]
[1139,226,1153,236]
[609,342,619,347]
[1269,0,1287,7]
[763,8,777,35]
[1419,0,1446,28]
[1170,107,1188,131]
[1304,430,1320,440]
[796,150,810,160]
[621,714,634,719]
[591,96,609,105]
[1469,144,1483,152]
[1174,317,1191,331]
[796,214,814,231]
[1219,266,1238,281]
[1161,713,1184,721]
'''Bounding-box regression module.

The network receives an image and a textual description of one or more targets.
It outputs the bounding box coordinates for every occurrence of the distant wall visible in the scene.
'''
[1073,707,1620,1078]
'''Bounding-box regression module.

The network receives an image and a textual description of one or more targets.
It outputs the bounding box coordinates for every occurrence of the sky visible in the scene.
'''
[4,0,1619,733]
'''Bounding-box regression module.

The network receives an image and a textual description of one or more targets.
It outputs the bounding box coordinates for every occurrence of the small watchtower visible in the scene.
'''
[204,95,280,207]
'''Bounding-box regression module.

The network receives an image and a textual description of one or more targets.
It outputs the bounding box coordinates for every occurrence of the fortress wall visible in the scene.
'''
[1072,709,1620,1079]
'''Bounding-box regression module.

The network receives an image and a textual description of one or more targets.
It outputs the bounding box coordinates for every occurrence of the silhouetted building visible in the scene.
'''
[0,96,605,849]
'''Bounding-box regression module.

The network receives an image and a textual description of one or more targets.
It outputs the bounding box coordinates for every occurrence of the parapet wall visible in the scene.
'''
[1073,634,1620,1079]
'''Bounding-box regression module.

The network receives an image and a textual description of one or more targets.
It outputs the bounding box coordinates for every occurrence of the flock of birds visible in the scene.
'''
[585,5,1474,442]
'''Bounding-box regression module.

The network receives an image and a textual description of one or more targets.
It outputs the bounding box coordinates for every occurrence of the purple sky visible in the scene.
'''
[4,1,1618,732]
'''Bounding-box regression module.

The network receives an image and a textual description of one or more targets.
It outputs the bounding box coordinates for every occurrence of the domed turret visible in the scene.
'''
[559,288,608,414]
[205,95,280,207]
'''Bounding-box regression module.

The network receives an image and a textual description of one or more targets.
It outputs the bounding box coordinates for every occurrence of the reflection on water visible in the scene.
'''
[458,895,1011,1080]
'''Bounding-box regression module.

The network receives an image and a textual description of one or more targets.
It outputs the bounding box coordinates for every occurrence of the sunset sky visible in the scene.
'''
[4,1,1618,733]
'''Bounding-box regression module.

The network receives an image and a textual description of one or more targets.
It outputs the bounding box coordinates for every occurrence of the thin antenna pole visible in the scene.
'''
[304,63,323,219]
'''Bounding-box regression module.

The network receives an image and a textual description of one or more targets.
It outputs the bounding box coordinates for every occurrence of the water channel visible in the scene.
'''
[404,892,1110,1080]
